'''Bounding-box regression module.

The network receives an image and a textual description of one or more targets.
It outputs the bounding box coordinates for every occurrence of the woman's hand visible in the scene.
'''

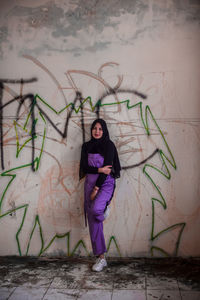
[98,165,112,175]
[90,186,99,201]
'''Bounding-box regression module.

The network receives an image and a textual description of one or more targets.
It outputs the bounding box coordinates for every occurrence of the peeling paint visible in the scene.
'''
[0,0,199,59]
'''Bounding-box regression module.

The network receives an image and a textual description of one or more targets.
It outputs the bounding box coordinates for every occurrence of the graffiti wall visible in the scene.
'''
[0,0,200,257]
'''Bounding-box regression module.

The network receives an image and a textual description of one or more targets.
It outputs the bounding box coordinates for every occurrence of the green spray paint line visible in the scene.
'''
[14,121,28,133]
[174,222,186,256]
[23,109,32,130]
[16,205,28,256]
[39,232,70,257]
[1,161,37,256]
[23,95,37,130]
[0,158,45,255]
[0,204,28,219]
[14,120,37,158]
[35,94,96,114]
[35,126,46,171]
[0,173,15,215]
[0,161,35,214]
[70,239,90,257]
[39,230,88,257]
[151,246,170,257]
[0,110,46,255]
[29,118,38,136]
[13,112,46,169]
[107,235,122,257]
[26,215,44,256]
[39,111,46,124]
[151,200,186,241]
[38,231,121,257]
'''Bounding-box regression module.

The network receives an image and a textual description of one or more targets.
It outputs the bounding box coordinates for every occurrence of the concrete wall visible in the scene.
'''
[0,0,200,257]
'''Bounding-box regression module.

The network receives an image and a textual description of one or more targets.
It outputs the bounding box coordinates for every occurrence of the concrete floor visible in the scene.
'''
[0,256,200,300]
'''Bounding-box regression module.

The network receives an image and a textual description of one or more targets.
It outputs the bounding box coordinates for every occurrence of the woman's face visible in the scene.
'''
[92,122,103,139]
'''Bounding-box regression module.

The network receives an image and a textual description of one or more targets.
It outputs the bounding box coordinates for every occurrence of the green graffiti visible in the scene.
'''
[98,100,186,256]
[16,206,28,256]
[14,120,37,158]
[13,106,46,170]
[26,214,44,256]
[70,239,90,257]
[23,214,119,257]
[0,92,185,257]
[150,223,186,257]
[0,162,34,215]
[0,161,37,255]
[107,235,121,257]
[0,106,47,255]
[150,246,170,257]
[35,94,96,114]
[40,232,71,257]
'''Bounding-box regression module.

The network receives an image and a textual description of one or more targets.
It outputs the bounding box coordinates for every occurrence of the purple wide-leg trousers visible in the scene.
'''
[84,154,115,256]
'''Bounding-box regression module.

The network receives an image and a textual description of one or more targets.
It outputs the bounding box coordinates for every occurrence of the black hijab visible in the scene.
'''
[80,118,121,179]
[86,118,110,155]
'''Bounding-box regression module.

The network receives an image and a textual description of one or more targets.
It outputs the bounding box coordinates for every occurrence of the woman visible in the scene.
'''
[79,118,121,272]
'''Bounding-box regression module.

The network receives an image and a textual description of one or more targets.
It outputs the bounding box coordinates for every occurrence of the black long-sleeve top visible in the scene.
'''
[80,140,115,188]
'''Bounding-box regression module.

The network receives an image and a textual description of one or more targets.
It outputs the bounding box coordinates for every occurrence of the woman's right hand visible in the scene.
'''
[99,165,112,175]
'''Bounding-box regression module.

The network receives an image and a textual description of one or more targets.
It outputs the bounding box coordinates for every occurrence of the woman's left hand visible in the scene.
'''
[90,186,99,201]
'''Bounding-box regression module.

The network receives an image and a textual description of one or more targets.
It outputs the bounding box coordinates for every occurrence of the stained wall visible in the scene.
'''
[0,0,200,257]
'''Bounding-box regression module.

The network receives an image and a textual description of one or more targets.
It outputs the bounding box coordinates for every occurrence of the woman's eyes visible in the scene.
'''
[94,127,102,131]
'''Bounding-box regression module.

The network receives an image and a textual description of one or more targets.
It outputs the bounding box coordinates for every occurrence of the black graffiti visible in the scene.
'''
[0,78,37,170]
[0,77,152,171]
[122,148,159,170]
[0,79,86,170]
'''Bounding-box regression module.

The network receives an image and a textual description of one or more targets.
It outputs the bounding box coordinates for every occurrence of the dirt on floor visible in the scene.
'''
[0,256,200,290]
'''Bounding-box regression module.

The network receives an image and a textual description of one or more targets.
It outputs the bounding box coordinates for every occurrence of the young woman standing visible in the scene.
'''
[79,119,121,271]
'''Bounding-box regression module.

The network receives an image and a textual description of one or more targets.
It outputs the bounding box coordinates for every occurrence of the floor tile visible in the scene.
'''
[181,291,200,300]
[5,267,56,278]
[43,288,80,300]
[81,273,113,289]
[146,276,179,290]
[0,287,16,300]
[147,289,182,300]
[58,263,89,278]
[1,272,53,288]
[113,272,145,289]
[178,279,200,291]
[112,289,146,300]
[0,257,199,300]
[24,268,58,278]
[21,276,53,288]
[50,276,80,289]
[78,289,112,300]
[8,287,47,300]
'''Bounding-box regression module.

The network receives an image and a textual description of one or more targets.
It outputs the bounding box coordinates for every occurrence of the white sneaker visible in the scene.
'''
[92,257,107,272]
[104,206,110,220]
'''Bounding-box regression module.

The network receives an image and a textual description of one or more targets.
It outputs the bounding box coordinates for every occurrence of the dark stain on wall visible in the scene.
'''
[0,0,200,58]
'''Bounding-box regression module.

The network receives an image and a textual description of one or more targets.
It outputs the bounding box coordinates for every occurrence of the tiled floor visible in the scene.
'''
[0,257,200,300]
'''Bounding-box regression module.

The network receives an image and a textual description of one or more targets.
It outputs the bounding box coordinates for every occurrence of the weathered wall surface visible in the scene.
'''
[0,0,200,257]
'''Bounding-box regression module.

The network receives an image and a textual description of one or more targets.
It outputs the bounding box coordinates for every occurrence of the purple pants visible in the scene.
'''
[84,153,115,256]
